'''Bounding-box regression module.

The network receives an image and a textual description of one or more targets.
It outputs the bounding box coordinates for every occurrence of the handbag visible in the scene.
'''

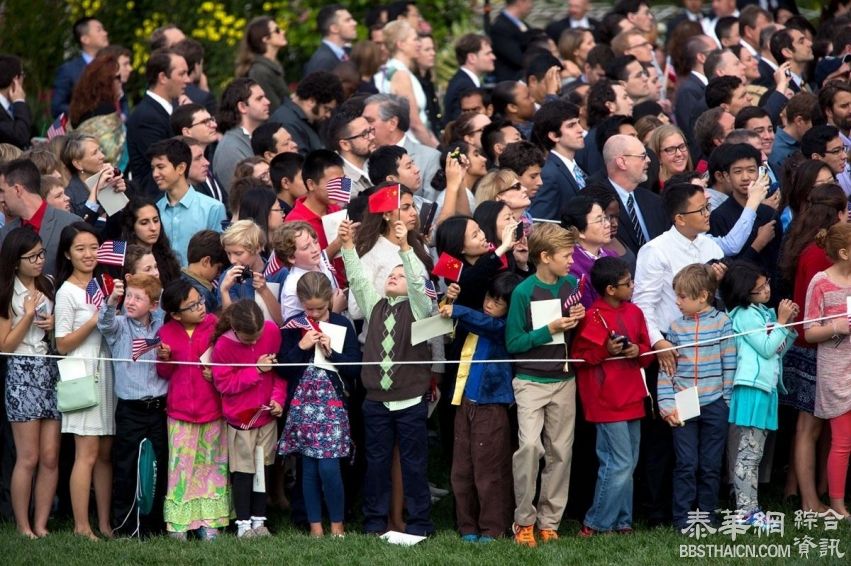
[57,372,99,413]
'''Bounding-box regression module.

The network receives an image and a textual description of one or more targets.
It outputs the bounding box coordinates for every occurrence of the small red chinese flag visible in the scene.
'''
[368,183,402,213]
[433,252,464,282]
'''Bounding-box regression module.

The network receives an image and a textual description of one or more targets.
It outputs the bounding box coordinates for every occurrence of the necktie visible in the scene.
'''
[574,165,586,189]
[207,173,223,202]
[626,194,646,247]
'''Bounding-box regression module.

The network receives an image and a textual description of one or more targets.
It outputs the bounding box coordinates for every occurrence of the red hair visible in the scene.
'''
[68,54,119,127]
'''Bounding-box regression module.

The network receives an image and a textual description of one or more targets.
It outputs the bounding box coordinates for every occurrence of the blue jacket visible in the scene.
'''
[451,304,513,405]
[729,304,794,394]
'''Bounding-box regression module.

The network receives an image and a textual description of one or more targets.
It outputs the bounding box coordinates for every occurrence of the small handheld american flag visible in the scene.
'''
[282,314,315,331]
[326,176,353,204]
[264,252,283,277]
[85,279,104,308]
[97,240,127,266]
[563,274,585,310]
[131,337,162,361]
[424,279,437,300]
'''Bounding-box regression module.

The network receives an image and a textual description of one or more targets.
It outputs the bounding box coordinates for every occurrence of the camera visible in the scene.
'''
[238,267,253,283]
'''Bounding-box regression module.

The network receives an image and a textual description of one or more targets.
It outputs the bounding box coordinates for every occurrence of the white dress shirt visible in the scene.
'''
[145,89,173,115]
[460,66,482,88]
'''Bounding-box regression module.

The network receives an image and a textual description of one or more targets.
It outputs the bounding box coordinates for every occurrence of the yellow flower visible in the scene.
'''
[193,28,208,40]
[126,1,134,9]
[201,1,214,11]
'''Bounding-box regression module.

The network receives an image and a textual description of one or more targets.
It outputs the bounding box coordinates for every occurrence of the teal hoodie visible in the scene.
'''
[729,304,795,394]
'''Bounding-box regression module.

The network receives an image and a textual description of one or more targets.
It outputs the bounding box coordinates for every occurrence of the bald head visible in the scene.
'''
[604,134,649,188]
[603,134,642,163]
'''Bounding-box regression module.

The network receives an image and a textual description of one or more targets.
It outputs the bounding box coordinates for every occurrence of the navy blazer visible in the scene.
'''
[304,42,343,76]
[528,152,582,221]
[588,176,670,256]
[51,55,87,118]
[126,95,173,197]
[674,73,707,152]
[490,12,530,82]
[0,101,32,149]
[754,58,777,90]
[442,69,477,125]
[545,16,600,43]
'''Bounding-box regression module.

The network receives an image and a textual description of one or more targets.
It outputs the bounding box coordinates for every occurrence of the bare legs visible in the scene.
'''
[70,435,113,540]
[794,412,828,513]
[10,419,60,538]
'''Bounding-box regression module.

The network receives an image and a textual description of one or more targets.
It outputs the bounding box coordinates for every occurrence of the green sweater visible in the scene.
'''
[505,273,578,383]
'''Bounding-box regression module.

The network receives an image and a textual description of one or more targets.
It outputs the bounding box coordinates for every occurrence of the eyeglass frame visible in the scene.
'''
[343,127,376,141]
[678,204,712,217]
[750,278,771,294]
[178,299,206,313]
[19,249,46,264]
[497,181,524,195]
[190,116,217,128]
[661,143,688,157]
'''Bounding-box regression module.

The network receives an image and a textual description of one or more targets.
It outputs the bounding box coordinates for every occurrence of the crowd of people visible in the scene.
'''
[2,0,851,549]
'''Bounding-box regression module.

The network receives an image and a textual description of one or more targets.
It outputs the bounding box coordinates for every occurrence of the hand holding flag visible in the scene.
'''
[131,337,162,361]
[85,279,104,308]
[368,183,401,213]
[564,274,585,310]
[264,252,283,278]
[433,252,463,283]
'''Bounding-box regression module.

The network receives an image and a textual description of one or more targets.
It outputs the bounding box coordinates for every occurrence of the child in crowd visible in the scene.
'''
[505,223,585,547]
[273,222,344,321]
[218,220,285,325]
[720,262,797,527]
[803,223,851,519]
[181,230,228,314]
[277,272,361,537]
[211,299,284,538]
[658,264,736,532]
[54,222,115,541]
[0,229,60,538]
[270,151,306,216]
[439,272,522,542]
[157,279,230,540]
[97,274,167,536]
[124,243,160,280]
[572,256,653,536]
[339,218,435,537]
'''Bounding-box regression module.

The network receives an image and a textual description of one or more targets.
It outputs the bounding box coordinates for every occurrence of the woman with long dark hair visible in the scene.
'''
[235,16,289,110]
[780,160,835,231]
[120,198,181,287]
[473,200,531,277]
[238,187,285,252]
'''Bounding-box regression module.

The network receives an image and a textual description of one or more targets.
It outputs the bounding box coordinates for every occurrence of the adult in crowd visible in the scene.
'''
[51,17,109,119]
[327,110,375,199]
[120,197,182,287]
[60,133,126,231]
[558,28,597,83]
[304,5,359,75]
[768,92,818,173]
[126,49,191,196]
[213,78,270,191]
[172,39,216,114]
[414,33,442,139]
[0,55,32,150]
[561,194,617,308]
[490,0,534,82]
[251,121,299,164]
[674,35,715,152]
[444,34,495,124]
[0,159,81,276]
[546,0,600,43]
[269,71,344,156]
[491,80,536,140]
[443,112,492,150]
[170,105,226,206]
[582,184,636,271]
[236,16,289,111]
[647,125,692,191]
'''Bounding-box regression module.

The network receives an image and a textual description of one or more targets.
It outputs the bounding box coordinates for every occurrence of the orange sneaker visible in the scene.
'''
[513,523,537,547]
[539,529,559,543]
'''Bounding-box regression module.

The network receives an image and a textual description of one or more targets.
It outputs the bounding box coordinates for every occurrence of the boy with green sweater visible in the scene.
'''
[505,223,585,547]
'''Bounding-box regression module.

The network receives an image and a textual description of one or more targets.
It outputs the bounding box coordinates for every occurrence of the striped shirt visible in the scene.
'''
[658,307,736,417]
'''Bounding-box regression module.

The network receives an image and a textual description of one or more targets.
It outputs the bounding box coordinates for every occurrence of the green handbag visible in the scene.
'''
[57,373,98,413]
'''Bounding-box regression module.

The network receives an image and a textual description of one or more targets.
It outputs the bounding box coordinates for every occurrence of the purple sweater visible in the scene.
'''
[569,245,616,308]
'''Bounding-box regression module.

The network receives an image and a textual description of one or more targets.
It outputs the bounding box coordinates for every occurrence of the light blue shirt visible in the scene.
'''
[322,39,346,61]
[157,187,226,266]
[97,304,166,400]
[610,179,650,243]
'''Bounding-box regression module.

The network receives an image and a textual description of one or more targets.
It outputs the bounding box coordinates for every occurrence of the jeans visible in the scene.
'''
[361,398,433,536]
[671,397,729,529]
[302,457,344,523]
[583,419,641,531]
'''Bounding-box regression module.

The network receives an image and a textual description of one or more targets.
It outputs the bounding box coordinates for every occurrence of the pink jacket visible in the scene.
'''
[156,314,221,424]
[211,320,285,429]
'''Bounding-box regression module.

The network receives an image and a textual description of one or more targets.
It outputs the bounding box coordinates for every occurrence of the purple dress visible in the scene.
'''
[569,245,617,308]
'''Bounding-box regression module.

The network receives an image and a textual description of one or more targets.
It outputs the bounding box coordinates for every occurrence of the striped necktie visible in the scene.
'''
[574,165,586,189]
[626,194,646,247]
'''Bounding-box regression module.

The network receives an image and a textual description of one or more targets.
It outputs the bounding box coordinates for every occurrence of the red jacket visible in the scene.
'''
[211,321,285,429]
[157,314,221,423]
[571,298,654,423]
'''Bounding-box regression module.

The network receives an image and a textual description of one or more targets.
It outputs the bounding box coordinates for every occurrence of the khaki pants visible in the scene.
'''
[512,378,576,530]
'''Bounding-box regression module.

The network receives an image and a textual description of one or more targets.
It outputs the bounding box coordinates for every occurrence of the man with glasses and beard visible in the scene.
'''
[328,110,376,199]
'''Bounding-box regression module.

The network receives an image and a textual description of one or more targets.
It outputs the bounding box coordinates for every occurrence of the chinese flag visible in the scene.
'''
[433,252,464,282]
[100,273,115,296]
[368,183,401,213]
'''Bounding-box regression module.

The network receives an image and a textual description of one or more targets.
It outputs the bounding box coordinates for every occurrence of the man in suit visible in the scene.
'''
[172,38,216,115]
[127,49,191,197]
[51,17,109,119]
[528,100,586,221]
[362,93,440,202]
[770,28,813,93]
[0,55,31,150]
[666,0,708,39]
[596,134,669,256]
[304,4,358,76]
[739,5,771,58]
[443,34,495,125]
[612,0,655,35]
[490,0,534,82]
[212,77,270,190]
[674,35,716,153]
[269,71,344,157]
[171,103,226,206]
[546,0,600,43]
[327,110,375,199]
[0,160,81,276]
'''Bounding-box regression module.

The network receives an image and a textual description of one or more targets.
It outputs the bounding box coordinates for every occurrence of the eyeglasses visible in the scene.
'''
[629,41,652,50]
[588,215,611,225]
[750,279,771,294]
[20,249,46,263]
[613,278,634,288]
[661,143,688,156]
[344,127,375,141]
[178,300,205,313]
[824,146,846,155]
[270,207,284,216]
[621,153,648,161]
[498,181,523,194]
[679,204,712,217]
[190,116,217,128]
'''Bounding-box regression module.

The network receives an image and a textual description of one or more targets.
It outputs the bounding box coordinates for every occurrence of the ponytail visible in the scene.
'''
[212,299,264,343]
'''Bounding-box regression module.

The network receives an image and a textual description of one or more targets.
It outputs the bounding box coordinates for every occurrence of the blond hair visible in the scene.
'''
[672,263,717,299]
[221,219,266,254]
[528,223,577,262]
[382,20,415,56]
[474,168,520,206]
[648,124,693,182]
[270,221,318,266]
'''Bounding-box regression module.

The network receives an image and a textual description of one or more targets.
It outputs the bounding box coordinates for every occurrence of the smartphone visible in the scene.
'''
[35,301,48,320]
[758,165,767,179]
[784,68,792,78]
[514,222,524,241]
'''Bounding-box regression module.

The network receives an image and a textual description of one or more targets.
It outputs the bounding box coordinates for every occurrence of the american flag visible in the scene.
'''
[46,113,67,140]
[264,253,283,277]
[282,314,315,331]
[326,176,353,204]
[321,250,337,276]
[424,279,437,300]
[563,274,585,310]
[131,337,162,361]
[97,240,127,266]
[85,279,104,308]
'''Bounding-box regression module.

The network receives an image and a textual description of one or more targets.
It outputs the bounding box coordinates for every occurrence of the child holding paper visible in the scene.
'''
[719,262,797,527]
[339,217,436,537]
[657,263,736,532]
[277,272,361,537]
[504,223,585,547]
[571,257,653,536]
[439,272,522,542]
[156,279,230,540]
[211,299,284,538]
